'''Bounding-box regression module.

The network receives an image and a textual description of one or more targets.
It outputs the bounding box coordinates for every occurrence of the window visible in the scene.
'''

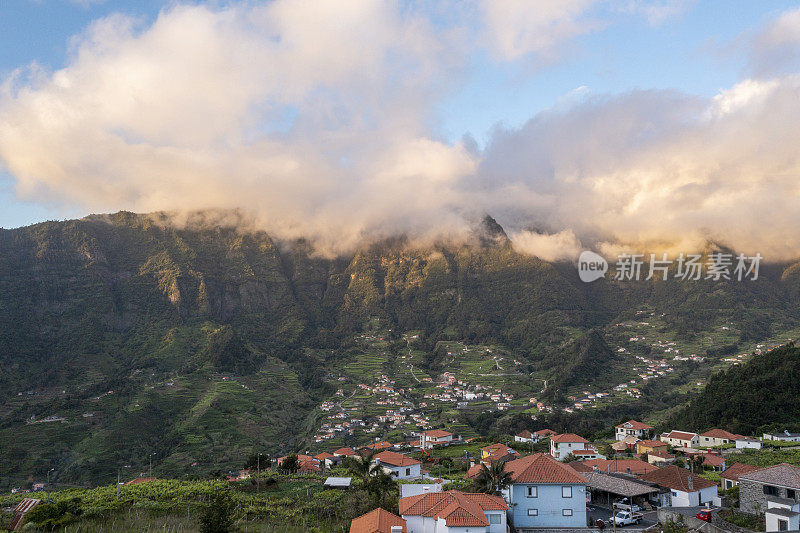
[405,468,410,476]
[672,491,677,497]
[764,485,779,496]
[563,509,573,516]
[562,486,573,498]
[488,514,501,524]
[779,519,789,531]
[527,486,537,497]
[527,509,538,516]
[788,489,797,499]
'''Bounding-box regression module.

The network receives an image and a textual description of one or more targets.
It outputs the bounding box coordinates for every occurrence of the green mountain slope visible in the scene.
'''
[0,211,798,486]
[667,343,800,435]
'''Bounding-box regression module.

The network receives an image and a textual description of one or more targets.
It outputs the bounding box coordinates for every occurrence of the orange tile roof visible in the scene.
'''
[480,443,517,461]
[424,430,453,438]
[334,447,357,456]
[504,453,587,484]
[664,431,697,441]
[700,429,746,440]
[315,452,335,461]
[640,465,718,492]
[465,463,484,479]
[569,461,594,473]
[363,441,394,450]
[551,433,590,443]
[581,459,658,475]
[374,451,421,467]
[721,462,761,482]
[399,490,507,527]
[702,455,726,467]
[535,429,557,437]
[617,420,654,430]
[517,430,533,438]
[639,440,668,448]
[350,508,406,533]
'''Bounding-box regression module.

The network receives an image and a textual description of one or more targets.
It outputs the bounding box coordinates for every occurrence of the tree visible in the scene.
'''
[244,452,269,470]
[473,461,513,495]
[281,453,300,474]
[367,469,398,507]
[200,488,235,533]
[345,449,379,484]
[563,453,578,463]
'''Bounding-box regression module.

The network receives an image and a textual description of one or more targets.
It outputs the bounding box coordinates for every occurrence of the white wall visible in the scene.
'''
[670,486,717,507]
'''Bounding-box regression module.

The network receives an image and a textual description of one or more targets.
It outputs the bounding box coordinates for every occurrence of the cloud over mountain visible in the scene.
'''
[1,1,800,260]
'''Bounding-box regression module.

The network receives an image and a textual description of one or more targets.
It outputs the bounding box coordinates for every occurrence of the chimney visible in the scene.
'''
[688,476,694,491]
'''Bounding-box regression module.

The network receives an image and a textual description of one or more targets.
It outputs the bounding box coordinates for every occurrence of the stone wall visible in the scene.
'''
[739,480,766,515]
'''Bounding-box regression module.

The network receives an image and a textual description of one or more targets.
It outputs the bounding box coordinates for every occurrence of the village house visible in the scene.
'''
[502,453,588,530]
[550,433,591,461]
[639,465,718,507]
[515,430,536,444]
[479,443,518,465]
[660,430,700,448]
[615,420,654,441]
[736,438,763,450]
[374,451,422,480]
[419,430,454,450]
[636,439,669,455]
[763,431,800,442]
[647,451,676,466]
[535,429,557,439]
[399,490,508,533]
[701,454,727,471]
[740,464,800,515]
[699,429,745,447]
[350,507,407,533]
[720,463,761,490]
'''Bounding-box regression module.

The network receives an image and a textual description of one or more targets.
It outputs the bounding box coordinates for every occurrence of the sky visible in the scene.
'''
[1,0,800,259]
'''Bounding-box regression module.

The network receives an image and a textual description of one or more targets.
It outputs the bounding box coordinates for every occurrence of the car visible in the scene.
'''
[696,509,712,522]
[610,510,643,526]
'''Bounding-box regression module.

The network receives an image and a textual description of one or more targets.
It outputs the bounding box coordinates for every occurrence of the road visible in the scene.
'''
[587,505,658,532]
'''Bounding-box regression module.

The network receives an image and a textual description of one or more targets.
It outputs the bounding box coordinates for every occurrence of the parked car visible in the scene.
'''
[609,510,643,526]
[696,509,713,522]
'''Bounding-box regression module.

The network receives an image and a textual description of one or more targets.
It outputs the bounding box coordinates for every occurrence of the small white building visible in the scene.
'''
[550,433,591,461]
[766,498,800,532]
[615,420,653,441]
[640,465,718,507]
[374,451,422,479]
[660,430,700,448]
[699,429,744,447]
[763,431,800,442]
[736,438,763,450]
[515,430,537,444]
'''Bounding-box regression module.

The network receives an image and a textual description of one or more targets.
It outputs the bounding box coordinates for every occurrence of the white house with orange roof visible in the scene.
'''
[660,430,700,448]
[399,490,508,533]
[550,433,591,461]
[502,453,588,529]
[420,430,454,450]
[373,451,422,480]
[615,420,654,441]
[699,429,745,447]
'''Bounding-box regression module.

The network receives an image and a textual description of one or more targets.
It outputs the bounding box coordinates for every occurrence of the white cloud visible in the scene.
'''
[509,229,583,261]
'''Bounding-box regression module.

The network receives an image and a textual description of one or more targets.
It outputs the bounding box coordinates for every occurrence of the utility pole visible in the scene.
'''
[47,468,55,486]
[149,452,156,477]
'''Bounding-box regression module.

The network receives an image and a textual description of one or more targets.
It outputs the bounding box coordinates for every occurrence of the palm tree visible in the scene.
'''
[473,460,513,495]
[345,449,380,484]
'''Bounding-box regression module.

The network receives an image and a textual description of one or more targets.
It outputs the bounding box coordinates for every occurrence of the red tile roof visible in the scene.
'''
[573,449,600,456]
[350,508,406,533]
[424,430,453,438]
[334,447,357,456]
[363,441,394,451]
[374,451,421,467]
[617,420,654,430]
[581,459,658,475]
[504,453,587,484]
[480,443,517,462]
[517,430,533,438]
[640,465,718,492]
[700,429,746,440]
[721,462,761,482]
[664,431,698,441]
[535,429,558,437]
[639,440,668,448]
[465,463,484,479]
[551,433,589,444]
[315,452,335,461]
[399,491,507,527]
[702,455,727,467]
[569,461,594,473]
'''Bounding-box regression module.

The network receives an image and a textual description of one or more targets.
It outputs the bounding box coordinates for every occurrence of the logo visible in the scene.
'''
[578,251,608,282]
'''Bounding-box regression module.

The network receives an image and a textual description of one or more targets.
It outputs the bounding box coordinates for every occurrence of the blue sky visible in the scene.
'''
[1,0,799,261]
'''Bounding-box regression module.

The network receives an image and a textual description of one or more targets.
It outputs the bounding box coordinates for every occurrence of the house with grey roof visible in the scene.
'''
[739,463,800,518]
